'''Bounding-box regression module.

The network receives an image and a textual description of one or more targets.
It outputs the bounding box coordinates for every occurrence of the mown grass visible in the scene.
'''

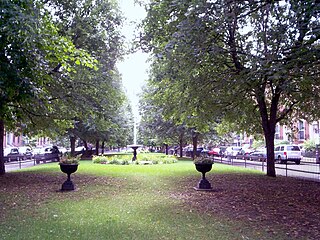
[0,158,278,240]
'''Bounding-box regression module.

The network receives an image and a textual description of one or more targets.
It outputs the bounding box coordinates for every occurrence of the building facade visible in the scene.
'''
[3,131,52,148]
[276,120,320,144]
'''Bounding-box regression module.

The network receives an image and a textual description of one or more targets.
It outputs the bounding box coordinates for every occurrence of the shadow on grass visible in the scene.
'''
[1,162,319,239]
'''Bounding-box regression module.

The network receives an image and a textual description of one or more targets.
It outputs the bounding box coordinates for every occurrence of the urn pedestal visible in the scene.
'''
[59,163,78,191]
[194,163,213,191]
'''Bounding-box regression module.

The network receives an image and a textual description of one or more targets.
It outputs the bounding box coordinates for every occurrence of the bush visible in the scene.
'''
[303,139,316,151]
[92,153,178,165]
[92,156,109,164]
[251,140,265,149]
[275,140,290,146]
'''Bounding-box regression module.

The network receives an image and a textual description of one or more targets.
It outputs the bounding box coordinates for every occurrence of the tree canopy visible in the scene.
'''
[140,0,320,176]
[0,0,129,174]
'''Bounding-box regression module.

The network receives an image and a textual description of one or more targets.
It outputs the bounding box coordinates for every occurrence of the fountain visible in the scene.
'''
[127,118,142,161]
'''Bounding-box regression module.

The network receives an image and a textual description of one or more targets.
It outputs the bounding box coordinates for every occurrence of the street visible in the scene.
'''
[5,159,42,172]
[214,157,320,182]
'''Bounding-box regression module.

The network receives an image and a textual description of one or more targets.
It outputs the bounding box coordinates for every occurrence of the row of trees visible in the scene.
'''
[138,0,320,177]
[0,0,133,174]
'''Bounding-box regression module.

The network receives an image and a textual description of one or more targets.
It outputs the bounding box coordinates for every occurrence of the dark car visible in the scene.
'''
[34,146,61,164]
[185,147,205,158]
[4,147,23,162]
[236,148,254,160]
[249,150,267,162]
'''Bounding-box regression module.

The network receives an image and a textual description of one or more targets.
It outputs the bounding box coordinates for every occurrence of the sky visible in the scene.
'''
[117,0,150,121]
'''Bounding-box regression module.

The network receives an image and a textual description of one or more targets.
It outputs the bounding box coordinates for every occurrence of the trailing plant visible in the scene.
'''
[193,156,214,165]
[60,154,80,164]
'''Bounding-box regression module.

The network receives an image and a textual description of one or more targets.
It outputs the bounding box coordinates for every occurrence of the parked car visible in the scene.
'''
[219,146,228,157]
[75,146,85,155]
[236,148,254,160]
[185,147,205,158]
[18,146,33,160]
[58,146,68,155]
[208,147,220,156]
[274,144,301,164]
[34,146,60,164]
[225,146,242,157]
[249,149,267,162]
[4,147,22,162]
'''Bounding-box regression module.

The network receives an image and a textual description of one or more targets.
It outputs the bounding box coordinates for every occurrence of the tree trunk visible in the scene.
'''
[192,133,198,160]
[164,144,168,155]
[101,141,105,154]
[179,137,183,158]
[265,131,276,177]
[0,120,5,175]
[257,92,278,177]
[83,140,88,150]
[95,140,99,155]
[70,135,76,157]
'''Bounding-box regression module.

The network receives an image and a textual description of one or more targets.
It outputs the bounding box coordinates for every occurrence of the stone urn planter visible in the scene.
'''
[59,162,79,191]
[194,157,213,191]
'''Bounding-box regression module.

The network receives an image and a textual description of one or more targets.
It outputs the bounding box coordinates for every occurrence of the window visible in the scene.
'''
[313,123,319,134]
[275,124,280,139]
[298,120,305,140]
[287,145,300,151]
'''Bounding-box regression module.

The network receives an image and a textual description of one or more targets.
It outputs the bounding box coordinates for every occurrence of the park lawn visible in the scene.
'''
[0,160,319,240]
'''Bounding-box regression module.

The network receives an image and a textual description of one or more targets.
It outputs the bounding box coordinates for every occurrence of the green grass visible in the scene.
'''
[0,159,269,240]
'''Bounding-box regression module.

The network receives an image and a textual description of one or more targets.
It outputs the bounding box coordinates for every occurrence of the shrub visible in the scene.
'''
[303,139,316,151]
[92,156,109,164]
[92,153,178,165]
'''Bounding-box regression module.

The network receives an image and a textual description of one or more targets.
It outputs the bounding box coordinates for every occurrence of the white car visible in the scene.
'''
[18,146,33,159]
[274,145,301,164]
[225,146,242,157]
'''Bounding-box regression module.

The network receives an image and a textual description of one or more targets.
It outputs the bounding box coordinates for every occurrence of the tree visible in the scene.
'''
[39,0,125,154]
[0,0,96,174]
[139,78,218,158]
[139,92,188,156]
[140,0,320,176]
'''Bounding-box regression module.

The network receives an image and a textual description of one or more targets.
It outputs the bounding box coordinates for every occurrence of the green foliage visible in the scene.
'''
[193,156,214,164]
[275,140,291,146]
[60,153,80,164]
[136,154,178,164]
[140,0,320,177]
[46,0,128,149]
[92,153,178,165]
[0,0,95,131]
[251,140,265,149]
[92,155,132,165]
[303,139,316,152]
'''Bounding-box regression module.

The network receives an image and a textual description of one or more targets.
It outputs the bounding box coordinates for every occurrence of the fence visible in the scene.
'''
[5,156,59,172]
[5,158,38,172]
[212,156,320,182]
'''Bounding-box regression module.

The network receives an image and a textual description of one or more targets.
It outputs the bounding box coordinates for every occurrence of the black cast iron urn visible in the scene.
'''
[195,163,213,190]
[60,163,78,191]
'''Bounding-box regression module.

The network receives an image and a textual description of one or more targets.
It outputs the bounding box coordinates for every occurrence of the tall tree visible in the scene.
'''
[140,0,320,176]
[0,0,96,174]
[37,0,126,154]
